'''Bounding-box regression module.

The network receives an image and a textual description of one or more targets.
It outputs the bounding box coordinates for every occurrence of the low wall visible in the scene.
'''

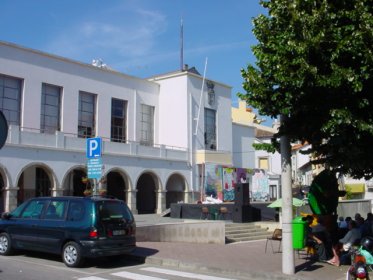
[136,221,225,244]
[298,199,372,218]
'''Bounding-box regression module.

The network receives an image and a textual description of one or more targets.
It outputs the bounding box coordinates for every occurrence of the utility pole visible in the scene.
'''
[280,114,294,275]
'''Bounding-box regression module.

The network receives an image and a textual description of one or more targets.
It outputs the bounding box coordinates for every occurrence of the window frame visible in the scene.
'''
[204,108,216,150]
[40,83,61,134]
[140,104,154,146]
[78,91,96,138]
[0,74,22,126]
[111,98,127,143]
[258,157,270,170]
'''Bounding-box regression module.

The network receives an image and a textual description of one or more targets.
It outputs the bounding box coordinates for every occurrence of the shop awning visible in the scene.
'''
[345,183,365,193]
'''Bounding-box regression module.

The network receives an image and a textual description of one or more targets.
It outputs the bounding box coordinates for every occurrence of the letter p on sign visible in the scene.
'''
[86,137,102,158]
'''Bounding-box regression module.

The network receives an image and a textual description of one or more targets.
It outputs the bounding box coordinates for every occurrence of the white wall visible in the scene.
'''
[152,72,233,154]
[0,42,160,142]
[232,123,255,168]
[153,75,189,149]
[255,138,281,175]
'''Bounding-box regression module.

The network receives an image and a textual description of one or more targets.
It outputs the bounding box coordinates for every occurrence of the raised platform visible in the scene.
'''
[134,214,279,244]
[170,202,277,222]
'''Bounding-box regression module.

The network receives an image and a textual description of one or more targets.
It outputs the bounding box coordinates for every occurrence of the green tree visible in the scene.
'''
[240,0,373,179]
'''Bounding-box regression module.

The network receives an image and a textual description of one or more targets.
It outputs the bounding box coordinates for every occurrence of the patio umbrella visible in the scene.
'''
[267,197,305,208]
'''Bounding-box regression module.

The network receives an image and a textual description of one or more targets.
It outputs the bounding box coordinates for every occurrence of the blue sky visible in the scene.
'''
[1,0,268,121]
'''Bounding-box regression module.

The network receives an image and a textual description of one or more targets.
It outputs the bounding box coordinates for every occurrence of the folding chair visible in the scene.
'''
[200,206,210,220]
[218,206,232,220]
[265,228,282,253]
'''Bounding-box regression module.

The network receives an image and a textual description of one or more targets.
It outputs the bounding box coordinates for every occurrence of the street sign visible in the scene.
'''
[87,158,102,179]
[86,137,102,158]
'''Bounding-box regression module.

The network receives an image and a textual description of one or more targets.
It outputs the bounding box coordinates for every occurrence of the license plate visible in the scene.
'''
[113,229,126,236]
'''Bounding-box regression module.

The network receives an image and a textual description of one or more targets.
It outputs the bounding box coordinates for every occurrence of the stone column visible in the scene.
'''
[183,190,192,203]
[5,186,18,212]
[126,189,137,214]
[156,190,166,214]
[184,190,200,203]
[51,186,64,197]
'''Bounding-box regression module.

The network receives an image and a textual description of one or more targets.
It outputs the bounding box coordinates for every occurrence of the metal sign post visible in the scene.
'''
[86,137,102,195]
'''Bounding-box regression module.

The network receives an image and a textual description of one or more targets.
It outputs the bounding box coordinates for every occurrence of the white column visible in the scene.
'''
[156,190,166,214]
[280,114,295,275]
[126,189,137,214]
[5,186,18,212]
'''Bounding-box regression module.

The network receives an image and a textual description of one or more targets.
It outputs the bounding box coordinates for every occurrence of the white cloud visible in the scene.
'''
[45,5,167,63]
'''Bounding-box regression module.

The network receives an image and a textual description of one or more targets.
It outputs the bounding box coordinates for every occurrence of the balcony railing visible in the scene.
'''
[7,125,188,162]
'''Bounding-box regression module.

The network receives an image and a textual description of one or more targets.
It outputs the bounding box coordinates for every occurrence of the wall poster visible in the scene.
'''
[204,163,223,200]
[251,168,270,201]
[222,167,236,201]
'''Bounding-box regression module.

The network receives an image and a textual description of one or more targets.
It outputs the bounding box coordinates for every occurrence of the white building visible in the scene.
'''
[0,41,233,213]
[232,101,281,201]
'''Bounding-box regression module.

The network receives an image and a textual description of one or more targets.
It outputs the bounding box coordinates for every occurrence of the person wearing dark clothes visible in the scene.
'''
[304,215,331,262]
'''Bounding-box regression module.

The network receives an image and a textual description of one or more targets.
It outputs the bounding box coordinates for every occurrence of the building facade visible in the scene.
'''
[0,41,234,213]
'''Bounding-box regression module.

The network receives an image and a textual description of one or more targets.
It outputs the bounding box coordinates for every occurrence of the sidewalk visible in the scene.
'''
[131,215,348,280]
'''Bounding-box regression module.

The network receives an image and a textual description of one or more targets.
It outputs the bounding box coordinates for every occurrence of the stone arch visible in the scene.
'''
[15,162,57,205]
[0,165,13,212]
[103,168,131,202]
[165,172,187,208]
[0,164,13,188]
[61,165,89,196]
[136,171,161,214]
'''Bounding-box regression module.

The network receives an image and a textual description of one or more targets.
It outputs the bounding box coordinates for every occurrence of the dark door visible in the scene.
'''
[8,199,47,251]
[37,200,68,253]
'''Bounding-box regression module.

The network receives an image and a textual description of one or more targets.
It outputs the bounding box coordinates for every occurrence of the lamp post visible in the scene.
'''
[280,114,295,275]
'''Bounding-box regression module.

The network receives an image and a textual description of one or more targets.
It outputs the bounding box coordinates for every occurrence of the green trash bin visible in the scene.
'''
[292,216,306,249]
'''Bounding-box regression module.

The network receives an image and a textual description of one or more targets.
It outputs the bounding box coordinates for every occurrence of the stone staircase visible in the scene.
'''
[225,223,272,243]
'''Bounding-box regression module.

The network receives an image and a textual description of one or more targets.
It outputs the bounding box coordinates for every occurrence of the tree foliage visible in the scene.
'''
[239,0,373,179]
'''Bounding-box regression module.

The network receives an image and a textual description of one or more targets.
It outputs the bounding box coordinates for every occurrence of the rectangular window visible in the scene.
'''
[78,91,96,138]
[0,74,22,125]
[44,200,67,220]
[140,104,154,146]
[41,83,61,134]
[111,98,127,143]
[204,108,216,150]
[259,157,269,170]
[20,199,47,219]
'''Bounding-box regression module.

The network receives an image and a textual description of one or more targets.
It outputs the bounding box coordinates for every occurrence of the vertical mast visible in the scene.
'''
[180,17,184,71]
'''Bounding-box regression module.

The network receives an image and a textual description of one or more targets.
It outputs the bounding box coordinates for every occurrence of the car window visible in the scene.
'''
[97,201,133,222]
[20,200,47,219]
[10,201,28,218]
[44,200,67,220]
[67,201,85,221]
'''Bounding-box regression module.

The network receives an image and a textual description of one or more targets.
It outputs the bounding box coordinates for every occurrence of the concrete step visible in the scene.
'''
[226,227,266,234]
[225,223,271,243]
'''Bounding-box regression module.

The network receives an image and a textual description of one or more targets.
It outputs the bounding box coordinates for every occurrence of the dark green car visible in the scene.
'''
[0,196,136,267]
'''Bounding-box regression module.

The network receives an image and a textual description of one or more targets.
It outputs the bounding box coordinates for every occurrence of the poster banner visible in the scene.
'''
[251,169,270,201]
[204,163,223,200]
[222,167,236,201]
[235,168,253,184]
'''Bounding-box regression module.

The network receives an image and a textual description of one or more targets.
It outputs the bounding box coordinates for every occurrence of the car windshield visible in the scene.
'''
[97,201,133,222]
[9,201,28,218]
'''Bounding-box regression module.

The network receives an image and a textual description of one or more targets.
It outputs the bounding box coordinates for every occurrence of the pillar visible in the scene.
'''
[51,186,64,197]
[5,186,18,212]
[156,190,166,214]
[126,189,138,214]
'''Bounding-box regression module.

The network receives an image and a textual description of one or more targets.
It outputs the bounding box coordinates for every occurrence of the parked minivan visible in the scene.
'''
[0,196,136,267]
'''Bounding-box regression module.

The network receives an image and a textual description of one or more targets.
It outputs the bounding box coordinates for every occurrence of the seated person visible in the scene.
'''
[304,215,331,262]
[328,220,361,266]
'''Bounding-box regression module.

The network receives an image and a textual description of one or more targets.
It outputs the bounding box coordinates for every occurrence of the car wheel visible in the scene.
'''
[62,241,84,267]
[0,232,13,255]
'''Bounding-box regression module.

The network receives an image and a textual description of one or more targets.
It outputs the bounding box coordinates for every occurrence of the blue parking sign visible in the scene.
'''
[86,137,102,158]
